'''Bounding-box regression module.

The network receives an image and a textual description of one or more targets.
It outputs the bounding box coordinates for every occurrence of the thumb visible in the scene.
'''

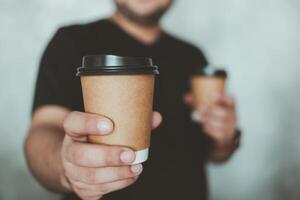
[63,111,114,139]
[183,92,194,106]
[152,111,162,129]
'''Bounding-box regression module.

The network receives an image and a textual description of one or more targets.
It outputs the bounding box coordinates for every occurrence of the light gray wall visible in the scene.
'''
[1,0,300,200]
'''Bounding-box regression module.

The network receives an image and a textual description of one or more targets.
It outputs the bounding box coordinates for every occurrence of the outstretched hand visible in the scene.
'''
[184,93,238,148]
[60,111,162,200]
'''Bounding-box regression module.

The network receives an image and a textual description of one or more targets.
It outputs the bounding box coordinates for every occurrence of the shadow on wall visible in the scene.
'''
[268,83,300,200]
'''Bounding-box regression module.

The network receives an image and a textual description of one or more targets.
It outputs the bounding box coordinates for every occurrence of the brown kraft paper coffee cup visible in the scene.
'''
[191,65,227,110]
[77,55,159,164]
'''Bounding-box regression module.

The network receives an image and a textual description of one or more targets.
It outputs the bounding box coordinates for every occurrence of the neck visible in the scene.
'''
[110,12,161,45]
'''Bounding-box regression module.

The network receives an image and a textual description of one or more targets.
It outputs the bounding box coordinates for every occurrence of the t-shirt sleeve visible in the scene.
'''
[32,28,76,113]
[191,46,209,71]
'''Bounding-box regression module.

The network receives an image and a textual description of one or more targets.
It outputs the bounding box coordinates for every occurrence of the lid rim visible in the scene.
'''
[194,65,227,78]
[76,66,159,76]
[77,70,159,76]
[82,54,153,67]
[192,74,227,78]
[78,55,159,76]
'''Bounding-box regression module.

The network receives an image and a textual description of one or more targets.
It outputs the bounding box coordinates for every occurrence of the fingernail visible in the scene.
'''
[191,111,200,121]
[97,119,113,135]
[131,164,143,174]
[120,150,135,163]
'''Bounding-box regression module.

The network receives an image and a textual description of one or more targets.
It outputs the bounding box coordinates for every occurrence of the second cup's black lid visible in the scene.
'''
[77,55,159,76]
[194,65,227,78]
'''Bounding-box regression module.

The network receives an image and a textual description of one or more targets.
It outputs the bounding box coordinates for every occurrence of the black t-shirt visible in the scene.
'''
[33,19,210,200]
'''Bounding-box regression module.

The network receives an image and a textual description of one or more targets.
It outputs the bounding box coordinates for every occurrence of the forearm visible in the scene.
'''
[208,130,241,163]
[24,125,71,193]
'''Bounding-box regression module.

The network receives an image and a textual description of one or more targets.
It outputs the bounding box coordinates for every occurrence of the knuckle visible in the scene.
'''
[116,167,131,179]
[63,111,78,131]
[123,178,136,187]
[65,171,76,180]
[62,163,72,177]
[64,170,72,180]
[125,166,134,177]
[85,168,97,184]
[62,141,72,160]
[100,184,110,194]
[63,120,71,133]
[104,148,118,166]
[72,181,85,190]
[72,147,84,164]
[61,151,68,165]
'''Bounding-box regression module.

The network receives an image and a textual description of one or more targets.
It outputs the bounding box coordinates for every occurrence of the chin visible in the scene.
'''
[116,0,171,26]
[133,9,161,18]
[130,4,165,16]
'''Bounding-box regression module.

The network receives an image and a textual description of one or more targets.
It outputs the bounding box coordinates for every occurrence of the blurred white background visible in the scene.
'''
[1,0,300,199]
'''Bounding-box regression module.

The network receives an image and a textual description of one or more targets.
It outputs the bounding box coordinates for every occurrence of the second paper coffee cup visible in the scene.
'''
[77,55,159,164]
[191,65,227,110]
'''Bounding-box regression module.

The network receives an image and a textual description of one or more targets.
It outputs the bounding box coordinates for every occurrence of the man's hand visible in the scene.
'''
[184,93,239,162]
[61,111,162,200]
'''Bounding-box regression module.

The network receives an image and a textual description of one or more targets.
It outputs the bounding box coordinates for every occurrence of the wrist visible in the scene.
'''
[215,129,241,150]
[209,129,241,162]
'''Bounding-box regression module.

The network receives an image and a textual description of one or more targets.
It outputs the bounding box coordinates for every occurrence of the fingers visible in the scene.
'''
[65,164,143,185]
[61,110,160,199]
[199,106,236,130]
[72,178,137,199]
[199,106,235,124]
[203,125,223,142]
[62,141,141,198]
[183,92,235,108]
[63,111,114,138]
[64,111,162,138]
[213,93,235,109]
[152,111,162,129]
[99,177,137,193]
[64,143,136,167]
[198,104,237,145]
[203,117,227,131]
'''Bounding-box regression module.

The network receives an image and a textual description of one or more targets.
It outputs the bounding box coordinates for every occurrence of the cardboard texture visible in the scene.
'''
[81,75,154,151]
[191,76,226,109]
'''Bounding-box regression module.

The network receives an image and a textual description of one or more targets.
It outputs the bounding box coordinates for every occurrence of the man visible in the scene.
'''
[25,0,240,200]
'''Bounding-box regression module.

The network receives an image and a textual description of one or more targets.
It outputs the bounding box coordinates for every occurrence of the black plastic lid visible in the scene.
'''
[77,55,159,76]
[194,65,227,78]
